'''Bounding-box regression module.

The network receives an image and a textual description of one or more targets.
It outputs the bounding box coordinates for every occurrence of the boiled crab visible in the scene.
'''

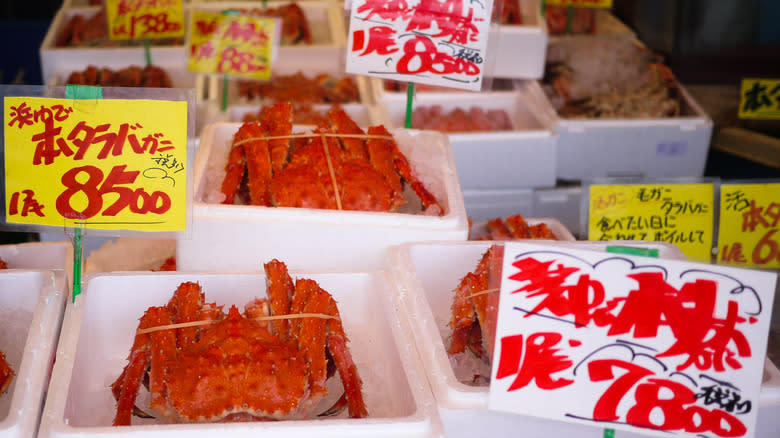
[471,214,558,240]
[219,102,443,215]
[111,259,367,425]
[0,349,12,395]
[448,244,504,366]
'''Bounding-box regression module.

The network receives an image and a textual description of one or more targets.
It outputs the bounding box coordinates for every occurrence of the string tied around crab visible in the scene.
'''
[231,132,397,211]
[455,288,500,302]
[136,312,340,335]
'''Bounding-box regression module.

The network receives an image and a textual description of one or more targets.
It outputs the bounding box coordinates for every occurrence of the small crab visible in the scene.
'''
[111,259,367,425]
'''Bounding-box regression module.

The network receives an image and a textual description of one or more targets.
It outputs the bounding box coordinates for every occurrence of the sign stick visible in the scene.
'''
[565,5,573,34]
[64,84,102,301]
[405,82,415,128]
[144,39,152,66]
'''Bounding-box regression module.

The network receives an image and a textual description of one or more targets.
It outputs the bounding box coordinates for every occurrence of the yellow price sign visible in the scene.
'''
[105,0,185,41]
[738,78,780,119]
[718,183,780,268]
[545,0,613,8]
[588,183,715,262]
[4,97,188,232]
[188,10,276,81]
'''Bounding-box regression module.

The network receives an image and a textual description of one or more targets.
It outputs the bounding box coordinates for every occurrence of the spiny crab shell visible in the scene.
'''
[111,259,367,425]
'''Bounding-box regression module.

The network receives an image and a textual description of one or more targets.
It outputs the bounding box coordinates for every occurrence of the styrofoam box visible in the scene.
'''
[388,240,780,438]
[487,0,547,79]
[0,269,67,438]
[176,122,467,271]
[85,238,177,273]
[469,217,576,241]
[193,1,346,73]
[39,270,443,438]
[227,102,384,127]
[524,76,714,180]
[378,83,557,190]
[0,241,71,272]
[39,6,188,89]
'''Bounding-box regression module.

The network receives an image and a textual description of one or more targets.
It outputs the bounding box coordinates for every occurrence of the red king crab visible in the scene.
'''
[111,259,367,425]
[0,349,12,395]
[220,102,443,215]
[448,244,504,367]
[471,214,558,240]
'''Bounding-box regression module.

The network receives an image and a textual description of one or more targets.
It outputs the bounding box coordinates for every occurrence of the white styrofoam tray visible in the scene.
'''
[0,241,71,272]
[525,78,714,180]
[469,217,576,241]
[487,0,547,79]
[0,269,67,438]
[379,84,557,190]
[39,270,443,438]
[227,103,384,127]
[177,122,467,271]
[387,240,701,438]
[85,238,177,273]
[39,6,188,89]
[192,1,346,75]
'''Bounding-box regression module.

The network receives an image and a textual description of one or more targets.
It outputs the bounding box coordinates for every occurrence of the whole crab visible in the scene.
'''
[111,259,367,425]
[219,102,443,214]
[448,244,504,365]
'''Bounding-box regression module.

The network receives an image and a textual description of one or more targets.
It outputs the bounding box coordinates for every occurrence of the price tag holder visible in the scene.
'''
[545,0,613,7]
[4,96,188,232]
[345,0,492,91]
[188,10,278,81]
[587,182,715,262]
[738,78,780,120]
[105,0,186,41]
[488,241,777,438]
[718,182,780,269]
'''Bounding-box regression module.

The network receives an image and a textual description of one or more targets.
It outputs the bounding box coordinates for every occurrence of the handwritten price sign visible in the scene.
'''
[106,0,185,41]
[188,10,277,81]
[345,0,492,92]
[546,0,613,8]
[4,97,187,231]
[588,183,715,262]
[718,183,780,269]
[738,78,780,120]
[488,241,777,438]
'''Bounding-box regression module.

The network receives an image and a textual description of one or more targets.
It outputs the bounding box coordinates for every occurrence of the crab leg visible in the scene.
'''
[264,258,295,339]
[220,144,246,205]
[0,352,12,395]
[367,125,443,215]
[328,107,368,161]
[267,102,293,172]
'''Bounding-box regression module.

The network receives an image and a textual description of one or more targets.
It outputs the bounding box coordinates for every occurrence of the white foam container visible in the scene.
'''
[38,270,443,438]
[39,6,188,89]
[378,82,557,190]
[389,239,763,438]
[469,217,575,241]
[192,1,346,75]
[0,242,71,272]
[227,102,383,127]
[487,0,547,79]
[0,269,67,438]
[177,122,467,271]
[525,74,714,180]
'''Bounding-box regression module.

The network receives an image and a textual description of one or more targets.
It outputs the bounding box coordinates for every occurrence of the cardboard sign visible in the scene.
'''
[345,0,492,91]
[738,78,780,120]
[188,10,277,81]
[546,0,613,7]
[489,241,777,438]
[588,183,715,262]
[105,0,185,41]
[718,182,780,269]
[4,97,187,231]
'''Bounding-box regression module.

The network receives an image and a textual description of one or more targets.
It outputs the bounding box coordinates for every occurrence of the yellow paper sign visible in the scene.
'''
[105,0,185,41]
[545,0,613,8]
[188,10,276,80]
[4,97,187,232]
[718,183,780,268]
[588,183,715,261]
[738,78,780,119]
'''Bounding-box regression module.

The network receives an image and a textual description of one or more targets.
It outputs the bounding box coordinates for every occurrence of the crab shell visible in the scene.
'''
[447,244,504,364]
[111,259,367,425]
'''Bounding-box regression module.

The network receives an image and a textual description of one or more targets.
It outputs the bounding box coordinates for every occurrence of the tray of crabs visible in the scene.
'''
[39,260,442,438]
